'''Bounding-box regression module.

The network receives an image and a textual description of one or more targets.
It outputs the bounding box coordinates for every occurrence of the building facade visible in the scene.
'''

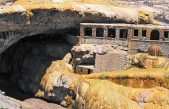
[76,23,169,73]
[80,23,169,56]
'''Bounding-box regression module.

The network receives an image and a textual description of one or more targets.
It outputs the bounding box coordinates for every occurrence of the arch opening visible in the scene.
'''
[150,30,160,40]
[0,29,79,102]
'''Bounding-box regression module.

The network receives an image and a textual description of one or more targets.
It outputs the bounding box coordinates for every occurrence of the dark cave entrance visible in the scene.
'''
[0,29,79,101]
[150,30,160,40]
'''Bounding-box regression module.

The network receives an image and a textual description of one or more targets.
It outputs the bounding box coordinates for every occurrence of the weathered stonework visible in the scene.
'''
[94,51,127,72]
[71,44,127,73]
[76,23,169,73]
[76,65,94,74]
[80,23,169,56]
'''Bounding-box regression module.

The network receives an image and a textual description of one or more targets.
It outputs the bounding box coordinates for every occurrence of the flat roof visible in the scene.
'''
[80,23,169,29]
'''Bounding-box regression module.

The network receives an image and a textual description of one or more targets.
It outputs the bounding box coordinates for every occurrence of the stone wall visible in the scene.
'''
[129,40,169,56]
[94,51,127,72]
[80,38,128,47]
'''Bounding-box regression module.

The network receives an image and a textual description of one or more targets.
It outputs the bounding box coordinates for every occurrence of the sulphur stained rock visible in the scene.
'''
[128,53,169,69]
[63,53,72,64]
[84,68,169,89]
[35,60,79,107]
[70,79,141,109]
[36,60,169,109]
[36,60,141,109]
[70,79,169,109]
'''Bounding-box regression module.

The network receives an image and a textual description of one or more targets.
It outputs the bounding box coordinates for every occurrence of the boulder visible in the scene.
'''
[63,53,72,64]
[35,60,79,107]
[128,53,169,69]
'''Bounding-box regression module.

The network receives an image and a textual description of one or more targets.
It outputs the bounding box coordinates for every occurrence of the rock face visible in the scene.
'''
[84,68,169,89]
[35,60,79,107]
[2,42,169,109]
[128,53,169,69]
[35,60,169,109]
[0,0,168,109]
[70,79,169,109]
[0,0,159,53]
[0,34,73,94]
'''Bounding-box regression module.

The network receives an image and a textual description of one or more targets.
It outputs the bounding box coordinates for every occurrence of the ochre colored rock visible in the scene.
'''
[138,10,160,25]
[40,60,75,91]
[70,79,169,109]
[62,53,72,64]
[70,79,141,109]
[36,60,169,109]
[84,68,169,89]
[0,0,159,25]
[128,53,169,69]
[36,60,79,107]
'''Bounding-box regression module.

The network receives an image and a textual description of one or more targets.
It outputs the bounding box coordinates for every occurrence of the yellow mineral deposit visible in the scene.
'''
[0,0,168,109]
[0,0,159,25]
[36,58,169,109]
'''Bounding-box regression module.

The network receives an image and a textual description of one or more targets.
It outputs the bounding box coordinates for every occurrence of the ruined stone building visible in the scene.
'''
[75,23,169,73]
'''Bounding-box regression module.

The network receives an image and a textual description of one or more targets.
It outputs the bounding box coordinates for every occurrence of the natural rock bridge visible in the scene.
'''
[1,22,169,54]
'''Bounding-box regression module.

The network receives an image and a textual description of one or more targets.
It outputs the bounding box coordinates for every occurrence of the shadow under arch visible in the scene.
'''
[150,30,160,40]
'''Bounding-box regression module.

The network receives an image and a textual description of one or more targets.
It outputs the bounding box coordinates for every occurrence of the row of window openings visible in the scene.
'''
[133,29,169,39]
[84,27,127,39]
[84,28,169,39]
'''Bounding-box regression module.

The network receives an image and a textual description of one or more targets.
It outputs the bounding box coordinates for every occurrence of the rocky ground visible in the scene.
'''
[0,93,66,109]
[118,0,169,24]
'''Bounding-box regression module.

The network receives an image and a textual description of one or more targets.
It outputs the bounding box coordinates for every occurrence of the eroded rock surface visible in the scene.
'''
[0,34,73,94]
[0,0,168,109]
[0,0,160,53]
[35,60,169,109]
[128,53,169,69]
[36,60,79,107]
